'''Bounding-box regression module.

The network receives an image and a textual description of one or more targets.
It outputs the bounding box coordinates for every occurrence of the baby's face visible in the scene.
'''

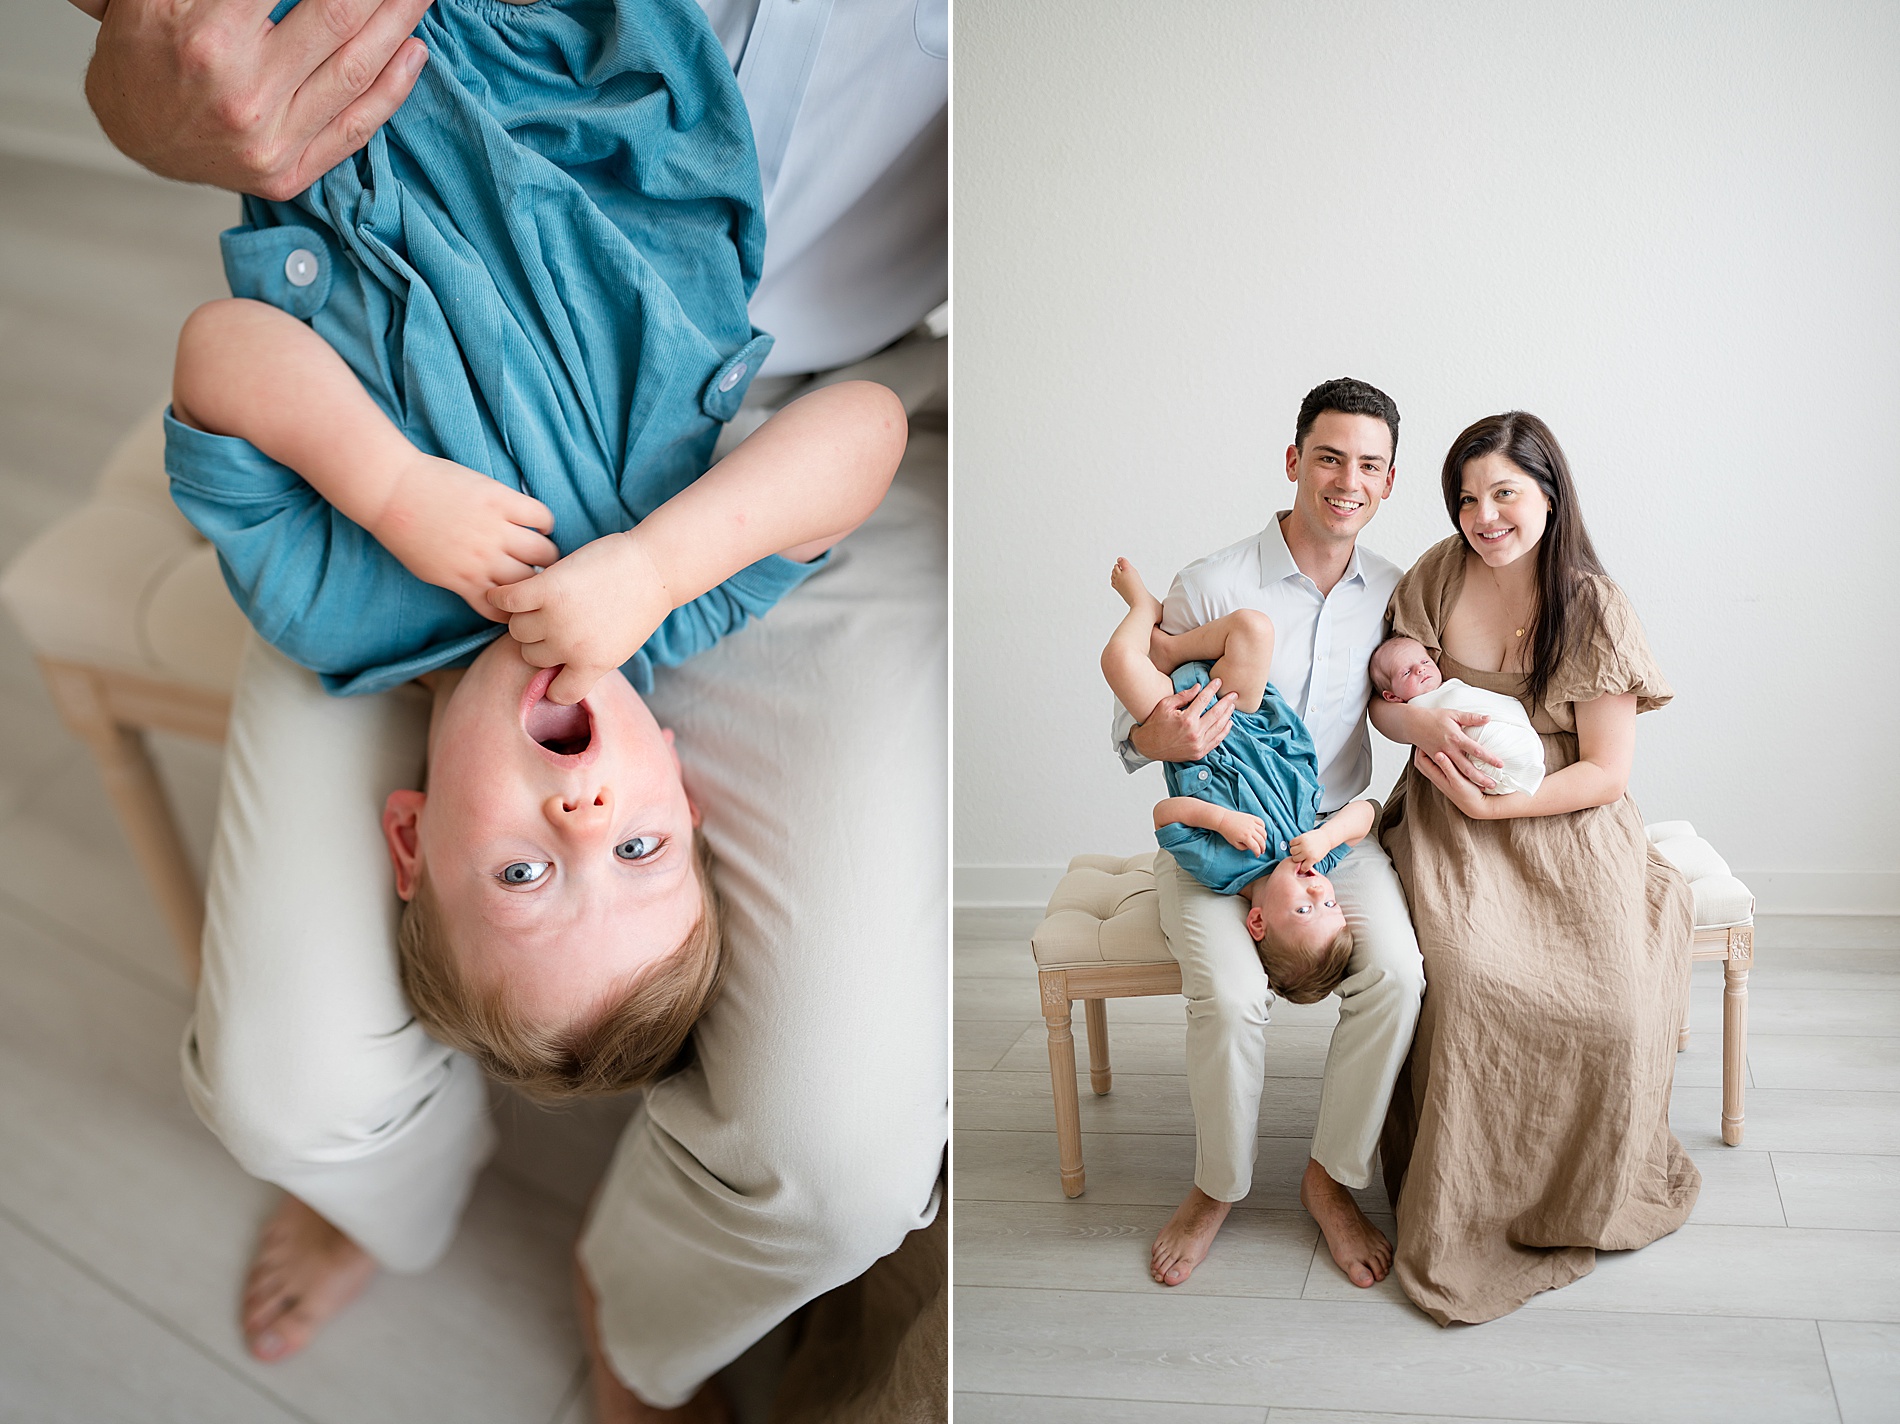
[1377,639,1443,703]
[1244,857,1345,950]
[386,637,703,1029]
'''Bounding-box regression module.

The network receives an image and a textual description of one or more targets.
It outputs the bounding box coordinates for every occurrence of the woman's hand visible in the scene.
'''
[1371,698,1503,790]
[1413,747,1503,821]
[1413,707,1504,790]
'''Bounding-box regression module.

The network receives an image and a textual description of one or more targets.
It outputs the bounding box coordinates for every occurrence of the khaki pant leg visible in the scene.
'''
[1310,835,1424,1192]
[580,355,947,1408]
[1156,849,1271,1203]
[181,636,495,1272]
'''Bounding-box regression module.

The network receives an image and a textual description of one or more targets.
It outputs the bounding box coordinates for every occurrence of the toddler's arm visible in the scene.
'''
[491,381,907,703]
[1285,799,1376,871]
[172,298,559,621]
[1153,797,1268,855]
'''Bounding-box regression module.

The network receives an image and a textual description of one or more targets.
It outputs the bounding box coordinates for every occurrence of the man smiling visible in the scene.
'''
[1112,378,1453,1289]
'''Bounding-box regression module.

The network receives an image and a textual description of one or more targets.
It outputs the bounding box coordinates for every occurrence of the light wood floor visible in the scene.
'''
[952,905,1900,1423]
[0,151,790,1424]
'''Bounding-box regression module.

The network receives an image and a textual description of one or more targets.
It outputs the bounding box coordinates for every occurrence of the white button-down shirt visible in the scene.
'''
[699,0,947,376]
[1113,513,1402,812]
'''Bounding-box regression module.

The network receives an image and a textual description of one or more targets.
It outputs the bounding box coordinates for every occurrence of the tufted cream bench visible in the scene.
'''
[0,403,248,982]
[1028,827,1756,1197]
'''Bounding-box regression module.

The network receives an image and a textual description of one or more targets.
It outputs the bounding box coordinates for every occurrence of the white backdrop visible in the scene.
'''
[954,0,1900,912]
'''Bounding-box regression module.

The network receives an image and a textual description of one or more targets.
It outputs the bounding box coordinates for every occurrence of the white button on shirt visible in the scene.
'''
[698,0,948,376]
[1113,513,1403,813]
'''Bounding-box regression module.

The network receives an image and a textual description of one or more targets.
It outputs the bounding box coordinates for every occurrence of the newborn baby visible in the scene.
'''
[1370,636,1547,796]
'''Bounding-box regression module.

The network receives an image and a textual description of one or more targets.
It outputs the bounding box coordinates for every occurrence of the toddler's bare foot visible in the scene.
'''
[1300,1157,1392,1288]
[241,1195,377,1362]
[1150,1186,1231,1286]
[1109,557,1163,622]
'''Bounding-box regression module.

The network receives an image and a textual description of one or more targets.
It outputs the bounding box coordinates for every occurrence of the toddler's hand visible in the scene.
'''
[1219,811,1269,855]
[1286,831,1324,870]
[488,531,672,704]
[372,454,558,621]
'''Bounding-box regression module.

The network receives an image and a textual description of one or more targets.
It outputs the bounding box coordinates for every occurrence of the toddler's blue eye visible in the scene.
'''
[616,836,661,861]
[501,861,549,886]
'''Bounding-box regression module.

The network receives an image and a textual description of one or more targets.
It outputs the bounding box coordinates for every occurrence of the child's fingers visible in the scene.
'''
[547,662,605,706]
[486,576,544,614]
[503,609,549,645]
[460,590,507,623]
[506,526,560,569]
[511,637,563,668]
[499,487,556,533]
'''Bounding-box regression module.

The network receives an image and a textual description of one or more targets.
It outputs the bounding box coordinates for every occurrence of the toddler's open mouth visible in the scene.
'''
[522,667,594,757]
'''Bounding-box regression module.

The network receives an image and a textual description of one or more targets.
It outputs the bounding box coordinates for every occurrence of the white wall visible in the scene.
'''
[954,0,1900,912]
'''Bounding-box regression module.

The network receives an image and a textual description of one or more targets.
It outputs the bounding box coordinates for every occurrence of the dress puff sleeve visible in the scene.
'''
[1384,536,1466,653]
[1541,575,1673,724]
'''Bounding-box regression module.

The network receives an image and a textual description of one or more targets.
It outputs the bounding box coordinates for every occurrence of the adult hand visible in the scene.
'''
[1407,706,1503,791]
[1127,678,1237,763]
[86,0,436,198]
[1412,747,1497,821]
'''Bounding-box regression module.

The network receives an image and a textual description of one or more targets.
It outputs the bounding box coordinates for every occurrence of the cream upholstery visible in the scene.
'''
[1646,821,1757,930]
[0,400,245,977]
[1029,852,1164,970]
[0,403,248,693]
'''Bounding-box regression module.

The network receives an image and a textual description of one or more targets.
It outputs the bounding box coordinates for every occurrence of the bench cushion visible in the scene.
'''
[1029,853,1167,970]
[0,403,247,693]
[1031,827,1756,972]
[1645,822,1756,930]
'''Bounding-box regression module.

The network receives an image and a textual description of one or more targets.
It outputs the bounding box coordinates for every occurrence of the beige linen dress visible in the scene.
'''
[1378,536,1700,1325]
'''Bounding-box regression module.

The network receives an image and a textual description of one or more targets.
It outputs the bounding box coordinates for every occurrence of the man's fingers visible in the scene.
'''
[1187,677,1222,717]
[279,35,428,195]
[274,0,430,90]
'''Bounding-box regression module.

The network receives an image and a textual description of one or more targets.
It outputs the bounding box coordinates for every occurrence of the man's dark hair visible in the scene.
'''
[1294,377,1400,461]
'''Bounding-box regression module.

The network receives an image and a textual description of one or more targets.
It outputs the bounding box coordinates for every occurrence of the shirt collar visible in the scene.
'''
[1255,511,1368,591]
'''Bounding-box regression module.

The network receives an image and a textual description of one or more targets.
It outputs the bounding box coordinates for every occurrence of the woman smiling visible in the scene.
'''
[1369,411,1699,1325]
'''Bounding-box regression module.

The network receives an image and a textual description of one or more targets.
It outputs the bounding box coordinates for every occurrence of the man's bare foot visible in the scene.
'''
[575,1251,731,1422]
[1110,557,1162,621]
[1150,1187,1232,1286]
[1300,1157,1392,1288]
[241,1195,377,1362]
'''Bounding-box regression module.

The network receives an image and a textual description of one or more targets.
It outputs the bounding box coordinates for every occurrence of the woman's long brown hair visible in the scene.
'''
[1439,412,1606,710]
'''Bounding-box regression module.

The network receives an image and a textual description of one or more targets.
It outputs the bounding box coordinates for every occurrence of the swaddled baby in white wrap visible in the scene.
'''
[1370,635,1547,796]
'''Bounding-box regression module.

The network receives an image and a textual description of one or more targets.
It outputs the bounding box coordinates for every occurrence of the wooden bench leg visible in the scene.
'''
[39,661,203,985]
[1084,998,1111,1095]
[1041,971,1085,1196]
[1722,927,1752,1146]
